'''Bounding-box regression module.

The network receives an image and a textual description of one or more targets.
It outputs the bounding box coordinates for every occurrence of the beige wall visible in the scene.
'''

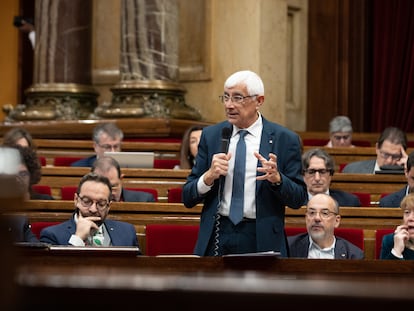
[3,0,307,130]
[0,1,20,121]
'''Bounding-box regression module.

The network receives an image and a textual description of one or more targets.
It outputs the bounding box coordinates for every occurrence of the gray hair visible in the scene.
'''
[224,70,264,96]
[329,116,353,134]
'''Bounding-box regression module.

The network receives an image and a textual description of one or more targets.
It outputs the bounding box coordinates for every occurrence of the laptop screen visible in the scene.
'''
[104,151,154,168]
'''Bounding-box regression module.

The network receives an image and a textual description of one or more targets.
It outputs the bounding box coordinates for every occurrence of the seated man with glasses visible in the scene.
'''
[40,173,140,249]
[342,126,408,173]
[325,115,355,148]
[288,193,364,259]
[302,148,361,207]
[71,122,124,167]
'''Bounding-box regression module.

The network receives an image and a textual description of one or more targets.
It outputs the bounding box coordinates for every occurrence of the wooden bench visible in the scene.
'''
[297,131,414,147]
[37,167,406,205]
[33,139,182,165]
[16,200,404,259]
[38,167,190,202]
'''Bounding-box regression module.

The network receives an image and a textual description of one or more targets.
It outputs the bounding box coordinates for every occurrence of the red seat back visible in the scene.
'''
[352,192,371,207]
[53,157,83,166]
[375,228,394,259]
[31,221,60,239]
[302,138,328,146]
[32,184,52,196]
[145,224,199,256]
[167,187,183,203]
[153,159,180,169]
[60,186,78,200]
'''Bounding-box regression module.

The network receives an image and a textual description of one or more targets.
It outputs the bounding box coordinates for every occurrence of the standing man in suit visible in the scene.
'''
[40,173,140,249]
[342,126,408,173]
[380,151,414,207]
[182,70,307,257]
[71,122,124,167]
[302,148,361,207]
[91,156,155,202]
[288,193,364,259]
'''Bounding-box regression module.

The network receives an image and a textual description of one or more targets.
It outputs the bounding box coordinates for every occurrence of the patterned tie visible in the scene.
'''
[89,226,104,246]
[229,130,248,225]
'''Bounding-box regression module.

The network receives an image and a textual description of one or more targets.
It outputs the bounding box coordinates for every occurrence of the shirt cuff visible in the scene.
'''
[69,234,86,246]
[197,172,213,195]
[391,248,404,259]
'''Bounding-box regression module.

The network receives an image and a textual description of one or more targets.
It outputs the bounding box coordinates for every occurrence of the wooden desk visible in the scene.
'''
[17,200,404,259]
[12,252,414,308]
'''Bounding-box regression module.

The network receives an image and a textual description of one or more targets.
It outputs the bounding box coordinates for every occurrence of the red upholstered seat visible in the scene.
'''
[31,221,60,239]
[153,159,180,169]
[124,187,158,202]
[352,192,371,207]
[60,186,78,200]
[167,187,183,203]
[375,228,394,259]
[53,157,83,166]
[145,224,199,256]
[39,156,47,166]
[286,227,364,250]
[32,184,52,196]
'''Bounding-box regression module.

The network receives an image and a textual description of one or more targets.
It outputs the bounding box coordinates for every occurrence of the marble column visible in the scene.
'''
[95,0,201,120]
[5,0,98,121]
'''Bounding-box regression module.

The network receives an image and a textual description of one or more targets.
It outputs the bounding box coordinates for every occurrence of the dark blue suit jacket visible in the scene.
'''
[380,233,414,259]
[122,188,155,202]
[71,155,97,167]
[379,187,407,207]
[182,118,307,257]
[288,232,364,259]
[329,189,361,207]
[39,215,139,248]
[2,215,39,243]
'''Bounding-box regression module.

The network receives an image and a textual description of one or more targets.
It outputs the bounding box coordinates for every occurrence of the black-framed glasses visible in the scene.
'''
[379,150,402,161]
[219,94,258,104]
[77,195,110,210]
[97,143,121,151]
[333,134,351,141]
[306,209,338,219]
[303,169,331,176]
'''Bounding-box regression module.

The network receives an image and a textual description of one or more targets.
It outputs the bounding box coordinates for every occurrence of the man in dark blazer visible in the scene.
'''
[40,173,140,250]
[182,70,307,257]
[342,126,408,173]
[380,151,414,207]
[302,148,361,207]
[71,122,124,167]
[91,156,155,202]
[288,193,364,259]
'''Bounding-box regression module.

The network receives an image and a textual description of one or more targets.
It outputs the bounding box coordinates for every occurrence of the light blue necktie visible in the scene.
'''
[229,130,247,225]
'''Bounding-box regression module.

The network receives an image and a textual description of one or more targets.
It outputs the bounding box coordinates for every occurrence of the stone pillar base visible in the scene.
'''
[95,80,202,120]
[3,83,99,121]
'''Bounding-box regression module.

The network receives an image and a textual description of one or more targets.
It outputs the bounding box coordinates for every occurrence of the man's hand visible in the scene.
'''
[255,152,281,184]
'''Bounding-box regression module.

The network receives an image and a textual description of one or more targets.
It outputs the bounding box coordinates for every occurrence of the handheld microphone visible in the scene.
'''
[220,127,232,153]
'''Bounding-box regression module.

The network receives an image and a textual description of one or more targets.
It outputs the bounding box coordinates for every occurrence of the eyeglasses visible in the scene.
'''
[333,135,351,141]
[77,195,110,211]
[303,169,331,176]
[97,143,121,151]
[306,209,338,219]
[18,170,30,178]
[379,150,402,161]
[219,94,258,104]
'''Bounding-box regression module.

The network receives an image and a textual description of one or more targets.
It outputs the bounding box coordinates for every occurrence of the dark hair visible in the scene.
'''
[91,156,122,178]
[76,173,112,199]
[3,127,35,149]
[14,145,42,186]
[407,151,414,171]
[179,125,205,169]
[302,148,335,176]
[377,127,407,150]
